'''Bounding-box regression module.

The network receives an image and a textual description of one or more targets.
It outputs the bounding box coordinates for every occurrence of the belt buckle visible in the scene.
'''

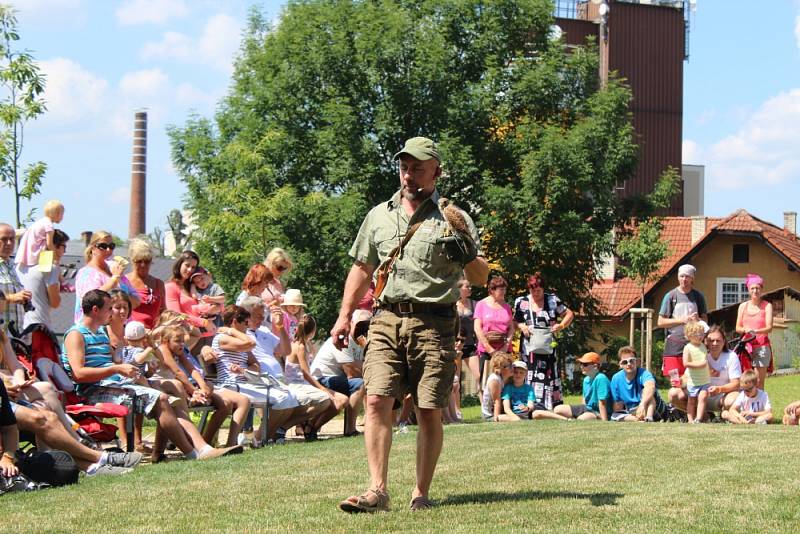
[397,302,413,315]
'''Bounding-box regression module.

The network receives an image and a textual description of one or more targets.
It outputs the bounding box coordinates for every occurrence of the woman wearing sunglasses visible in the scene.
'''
[74,231,139,322]
[261,247,292,304]
[126,238,166,329]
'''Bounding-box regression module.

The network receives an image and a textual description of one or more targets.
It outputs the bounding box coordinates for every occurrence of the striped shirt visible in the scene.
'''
[0,257,24,335]
[62,324,123,393]
[212,334,248,384]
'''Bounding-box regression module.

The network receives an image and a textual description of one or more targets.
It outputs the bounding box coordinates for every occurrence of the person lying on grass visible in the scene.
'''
[500,359,535,421]
[722,369,772,424]
[532,352,611,421]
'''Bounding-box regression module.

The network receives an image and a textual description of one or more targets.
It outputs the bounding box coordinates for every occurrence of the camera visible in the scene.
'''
[23,300,35,313]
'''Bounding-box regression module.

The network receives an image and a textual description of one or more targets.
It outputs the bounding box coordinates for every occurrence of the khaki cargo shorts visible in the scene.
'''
[363,309,458,409]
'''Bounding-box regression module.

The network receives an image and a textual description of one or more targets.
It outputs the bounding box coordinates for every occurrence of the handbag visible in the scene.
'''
[527,328,554,355]
[484,330,508,349]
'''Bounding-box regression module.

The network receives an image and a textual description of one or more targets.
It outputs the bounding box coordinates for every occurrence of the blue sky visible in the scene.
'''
[1,0,799,239]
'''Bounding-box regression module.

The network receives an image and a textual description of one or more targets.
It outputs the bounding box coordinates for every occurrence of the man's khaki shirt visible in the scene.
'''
[349,189,481,304]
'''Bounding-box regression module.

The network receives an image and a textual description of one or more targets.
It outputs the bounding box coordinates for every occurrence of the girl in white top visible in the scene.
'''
[285,315,349,439]
[481,352,516,421]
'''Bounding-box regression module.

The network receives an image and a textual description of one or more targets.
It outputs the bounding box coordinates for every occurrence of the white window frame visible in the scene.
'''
[716,277,748,309]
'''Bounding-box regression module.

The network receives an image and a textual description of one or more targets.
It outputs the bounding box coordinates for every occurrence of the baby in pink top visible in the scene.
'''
[15,200,65,270]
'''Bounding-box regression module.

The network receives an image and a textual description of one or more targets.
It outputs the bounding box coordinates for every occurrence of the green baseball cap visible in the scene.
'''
[392,136,440,162]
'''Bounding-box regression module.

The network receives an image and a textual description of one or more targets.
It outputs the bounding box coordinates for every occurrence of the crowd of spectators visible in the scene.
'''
[0,202,796,490]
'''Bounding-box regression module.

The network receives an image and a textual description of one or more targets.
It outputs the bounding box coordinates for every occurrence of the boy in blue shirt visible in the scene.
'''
[501,360,535,420]
[610,346,666,422]
[533,352,611,421]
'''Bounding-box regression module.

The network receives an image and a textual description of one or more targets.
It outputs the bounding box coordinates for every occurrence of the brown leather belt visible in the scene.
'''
[380,301,456,316]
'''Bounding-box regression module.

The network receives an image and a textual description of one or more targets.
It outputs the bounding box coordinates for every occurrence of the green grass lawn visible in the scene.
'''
[5,374,800,533]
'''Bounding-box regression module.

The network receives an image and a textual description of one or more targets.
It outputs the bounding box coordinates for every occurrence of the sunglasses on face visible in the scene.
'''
[276,264,288,272]
[619,358,636,366]
[95,242,116,251]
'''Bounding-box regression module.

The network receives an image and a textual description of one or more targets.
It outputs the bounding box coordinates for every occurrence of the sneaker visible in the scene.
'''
[87,465,133,477]
[237,433,248,447]
[106,451,143,468]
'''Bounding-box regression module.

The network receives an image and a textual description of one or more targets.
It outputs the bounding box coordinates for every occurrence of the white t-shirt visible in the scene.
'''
[310,337,363,379]
[733,389,771,413]
[707,350,742,387]
[247,326,283,378]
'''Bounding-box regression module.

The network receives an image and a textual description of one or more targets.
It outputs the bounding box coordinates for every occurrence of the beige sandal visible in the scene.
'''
[339,488,391,513]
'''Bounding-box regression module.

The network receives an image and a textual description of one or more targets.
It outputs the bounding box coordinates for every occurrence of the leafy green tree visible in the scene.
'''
[0,5,47,228]
[169,0,672,335]
[617,217,668,309]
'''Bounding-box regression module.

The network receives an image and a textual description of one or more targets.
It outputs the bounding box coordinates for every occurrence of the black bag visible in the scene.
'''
[17,449,79,487]
[0,473,47,495]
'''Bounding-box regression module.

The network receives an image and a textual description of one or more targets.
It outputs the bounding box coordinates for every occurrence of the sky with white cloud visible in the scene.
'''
[682,0,800,225]
[1,0,800,238]
[1,0,282,237]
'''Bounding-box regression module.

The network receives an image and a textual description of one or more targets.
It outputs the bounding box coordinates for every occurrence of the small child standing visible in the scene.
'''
[190,267,226,327]
[682,321,710,423]
[723,369,773,424]
[500,360,536,420]
[15,200,65,272]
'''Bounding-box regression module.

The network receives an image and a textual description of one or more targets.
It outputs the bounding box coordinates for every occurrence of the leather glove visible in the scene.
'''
[438,231,478,266]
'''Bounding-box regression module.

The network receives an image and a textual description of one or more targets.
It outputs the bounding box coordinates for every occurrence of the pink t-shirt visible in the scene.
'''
[15,216,54,268]
[474,299,513,354]
[165,281,205,328]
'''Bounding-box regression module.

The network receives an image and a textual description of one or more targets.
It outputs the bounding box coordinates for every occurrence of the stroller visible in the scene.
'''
[728,331,774,374]
[7,321,131,449]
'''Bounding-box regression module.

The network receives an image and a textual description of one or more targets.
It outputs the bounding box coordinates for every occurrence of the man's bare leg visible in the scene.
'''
[365,395,395,491]
[411,406,443,501]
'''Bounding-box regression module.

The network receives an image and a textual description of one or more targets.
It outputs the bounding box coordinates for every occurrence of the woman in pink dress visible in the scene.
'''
[164,251,214,332]
[126,238,165,329]
[473,276,515,397]
[736,273,773,389]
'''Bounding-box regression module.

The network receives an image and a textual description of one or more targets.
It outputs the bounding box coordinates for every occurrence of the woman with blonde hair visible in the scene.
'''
[127,238,165,329]
[262,247,292,303]
[74,231,139,322]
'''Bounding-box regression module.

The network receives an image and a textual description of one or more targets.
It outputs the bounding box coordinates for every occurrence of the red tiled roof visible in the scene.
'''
[592,209,800,318]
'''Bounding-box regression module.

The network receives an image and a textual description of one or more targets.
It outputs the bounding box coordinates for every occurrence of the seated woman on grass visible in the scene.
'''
[499,359,535,421]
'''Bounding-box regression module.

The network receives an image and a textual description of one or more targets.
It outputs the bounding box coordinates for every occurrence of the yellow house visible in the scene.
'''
[592,210,800,368]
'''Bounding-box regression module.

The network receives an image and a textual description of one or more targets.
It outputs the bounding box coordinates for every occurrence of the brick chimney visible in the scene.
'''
[784,211,797,236]
[690,216,706,244]
[128,110,147,238]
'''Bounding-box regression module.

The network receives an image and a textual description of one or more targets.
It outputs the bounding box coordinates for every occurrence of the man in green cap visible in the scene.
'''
[334,136,489,513]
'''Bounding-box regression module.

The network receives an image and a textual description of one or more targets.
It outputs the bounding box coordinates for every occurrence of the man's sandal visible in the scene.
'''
[338,488,391,513]
[409,496,434,511]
